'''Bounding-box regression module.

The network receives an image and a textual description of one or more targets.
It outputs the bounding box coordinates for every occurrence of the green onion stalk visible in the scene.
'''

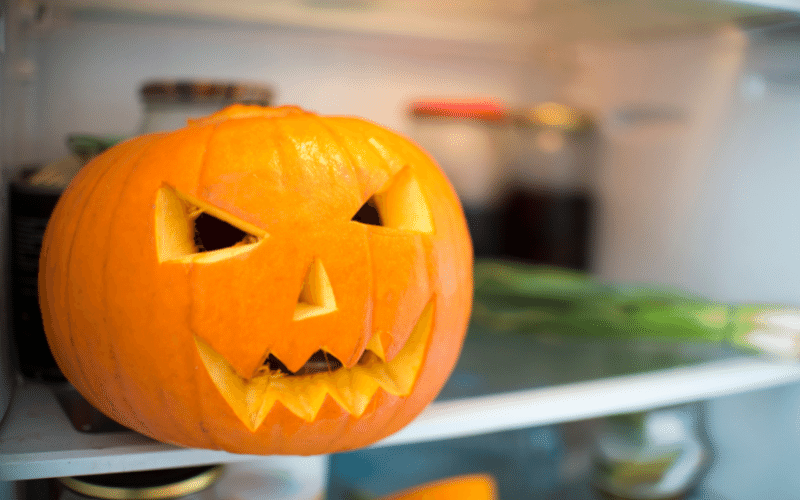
[472,259,800,359]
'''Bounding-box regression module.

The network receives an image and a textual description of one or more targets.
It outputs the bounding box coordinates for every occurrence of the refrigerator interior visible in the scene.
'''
[3,1,800,499]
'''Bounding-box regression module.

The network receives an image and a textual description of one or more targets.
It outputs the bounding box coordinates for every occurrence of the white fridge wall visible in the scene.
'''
[31,13,553,163]
[565,27,751,293]
[572,23,800,307]
[683,29,800,307]
[686,28,800,500]
[569,25,800,500]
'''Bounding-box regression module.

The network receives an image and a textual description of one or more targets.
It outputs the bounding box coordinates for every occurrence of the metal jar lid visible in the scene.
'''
[515,102,592,132]
[409,98,509,123]
[58,465,224,499]
[140,80,273,106]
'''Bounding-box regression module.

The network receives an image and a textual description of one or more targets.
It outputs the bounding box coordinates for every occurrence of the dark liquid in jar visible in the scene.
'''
[9,167,66,381]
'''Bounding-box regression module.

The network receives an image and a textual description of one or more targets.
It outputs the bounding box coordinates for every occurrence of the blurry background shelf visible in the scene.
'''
[3,330,800,482]
[53,0,800,46]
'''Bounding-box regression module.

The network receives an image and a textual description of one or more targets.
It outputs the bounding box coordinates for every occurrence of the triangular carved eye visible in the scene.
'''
[156,186,267,263]
[194,212,259,252]
[351,198,382,226]
[351,167,434,234]
[293,258,337,321]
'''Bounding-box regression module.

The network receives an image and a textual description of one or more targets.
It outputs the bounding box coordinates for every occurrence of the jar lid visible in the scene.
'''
[517,102,591,131]
[58,465,224,499]
[140,80,273,106]
[410,98,509,122]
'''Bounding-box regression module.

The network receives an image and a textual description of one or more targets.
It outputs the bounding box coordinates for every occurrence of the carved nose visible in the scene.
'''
[293,258,337,321]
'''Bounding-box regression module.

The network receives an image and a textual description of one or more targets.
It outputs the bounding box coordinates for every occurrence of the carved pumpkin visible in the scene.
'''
[39,105,473,455]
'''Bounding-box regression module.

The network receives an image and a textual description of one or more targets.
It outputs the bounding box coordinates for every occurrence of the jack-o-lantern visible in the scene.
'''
[39,105,473,455]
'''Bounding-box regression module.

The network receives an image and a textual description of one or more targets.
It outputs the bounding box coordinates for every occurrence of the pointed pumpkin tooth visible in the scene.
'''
[267,346,316,375]
[384,335,428,394]
[360,362,402,395]
[384,360,416,395]
[196,335,278,431]
[364,332,387,361]
[321,344,361,370]
[383,300,435,395]
[328,368,381,417]
[245,376,277,430]
[319,370,356,415]
[350,373,382,416]
[271,377,328,422]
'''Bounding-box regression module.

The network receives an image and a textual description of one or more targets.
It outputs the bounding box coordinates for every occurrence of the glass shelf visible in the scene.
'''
[3,328,800,482]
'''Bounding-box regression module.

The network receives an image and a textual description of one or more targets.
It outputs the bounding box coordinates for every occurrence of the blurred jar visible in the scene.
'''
[138,80,273,134]
[504,102,597,270]
[590,403,710,499]
[57,465,223,500]
[9,135,120,382]
[409,98,512,257]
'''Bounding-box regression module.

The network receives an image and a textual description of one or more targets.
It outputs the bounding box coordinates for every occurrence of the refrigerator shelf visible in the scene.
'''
[3,331,800,482]
[52,0,797,49]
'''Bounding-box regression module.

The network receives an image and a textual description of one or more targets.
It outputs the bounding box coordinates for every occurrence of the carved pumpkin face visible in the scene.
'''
[39,105,473,455]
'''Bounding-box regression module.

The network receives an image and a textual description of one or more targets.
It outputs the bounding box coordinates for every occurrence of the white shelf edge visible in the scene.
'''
[372,355,800,447]
[3,355,800,481]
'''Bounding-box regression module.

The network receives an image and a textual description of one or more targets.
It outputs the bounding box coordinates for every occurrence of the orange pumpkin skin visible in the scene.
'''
[39,105,473,455]
[379,474,498,500]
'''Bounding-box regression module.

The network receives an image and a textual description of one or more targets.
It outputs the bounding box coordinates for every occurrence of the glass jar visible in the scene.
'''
[504,102,597,270]
[9,135,119,383]
[57,465,224,500]
[590,403,711,499]
[408,98,512,258]
[138,80,274,134]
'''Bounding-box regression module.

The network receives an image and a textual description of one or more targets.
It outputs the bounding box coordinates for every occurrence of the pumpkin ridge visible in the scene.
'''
[269,114,297,195]
[308,113,367,206]
[57,136,159,430]
[100,138,167,437]
[364,217,379,366]
[194,120,219,200]
[60,167,109,398]
[354,119,398,179]
[72,139,157,409]
[48,158,115,401]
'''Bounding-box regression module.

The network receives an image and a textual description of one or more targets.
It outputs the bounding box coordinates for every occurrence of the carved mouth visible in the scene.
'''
[195,300,434,430]
[262,350,345,376]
